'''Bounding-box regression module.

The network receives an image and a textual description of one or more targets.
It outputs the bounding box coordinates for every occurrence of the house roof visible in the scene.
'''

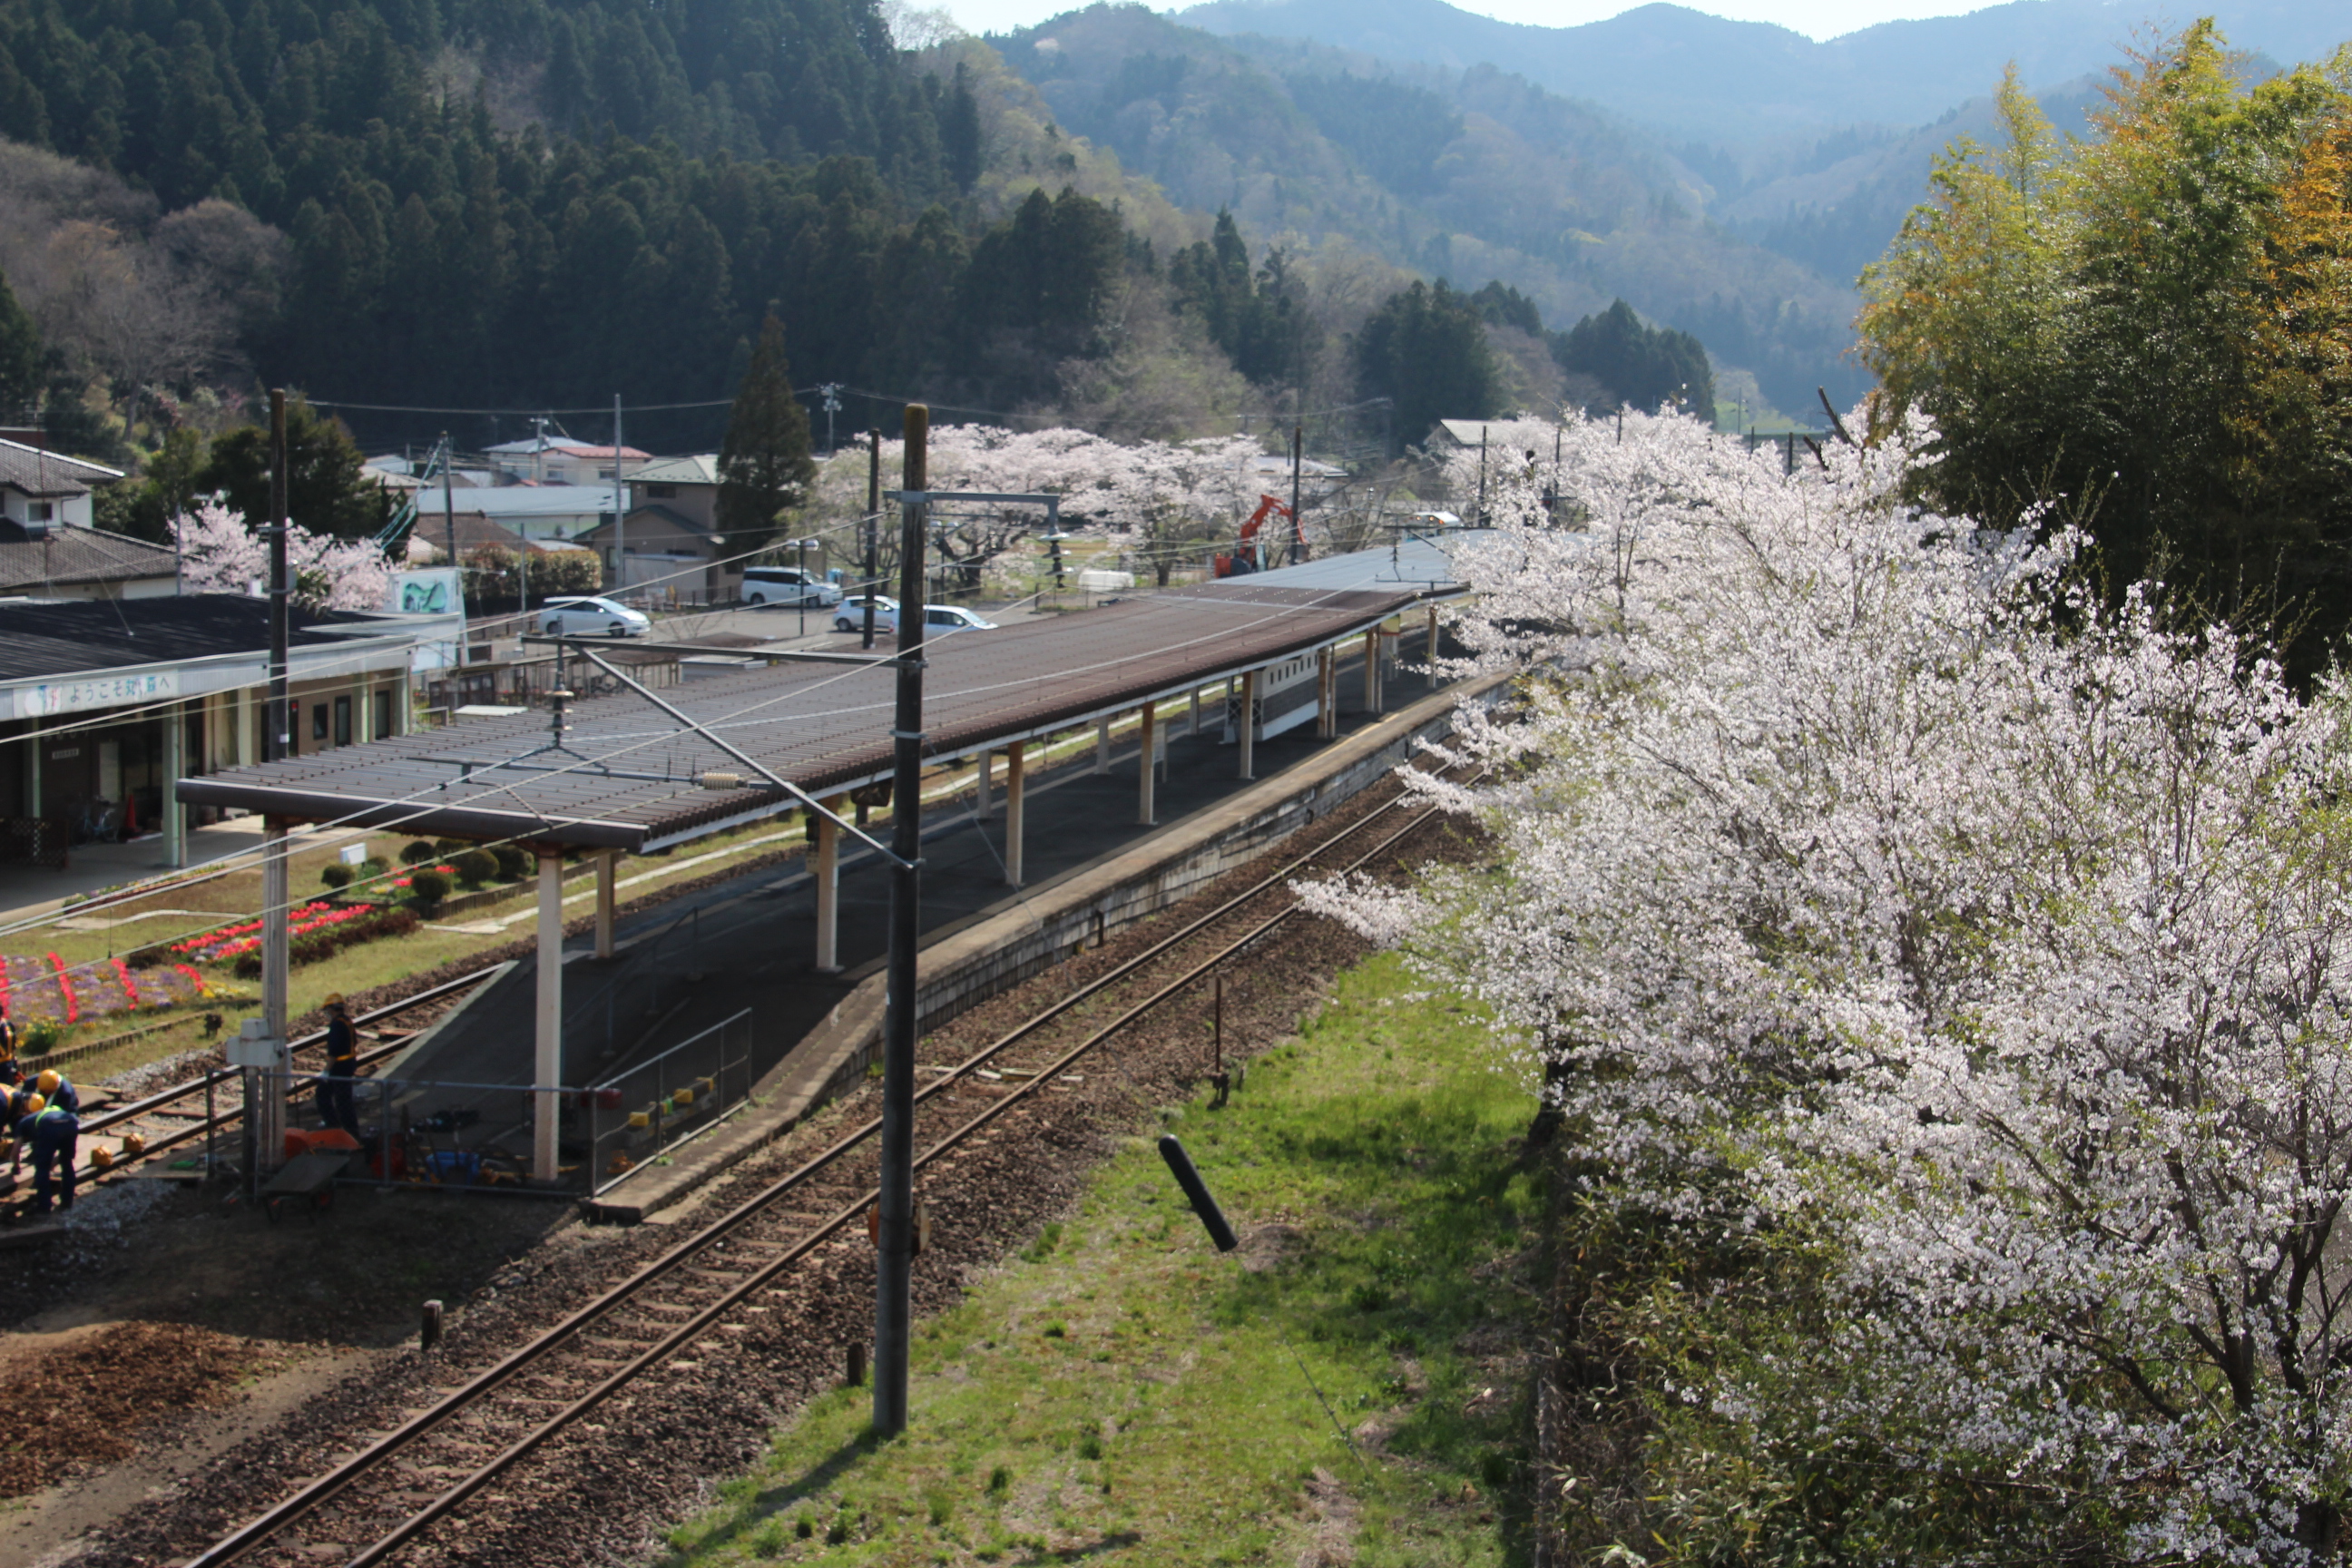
[0,524,179,591]
[577,504,714,545]
[0,594,384,683]
[442,488,617,519]
[483,436,651,460]
[407,513,532,555]
[0,440,125,498]
[631,454,720,486]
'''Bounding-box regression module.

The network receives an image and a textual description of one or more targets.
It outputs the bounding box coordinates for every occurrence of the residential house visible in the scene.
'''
[0,439,123,532]
[483,434,652,488]
[0,526,180,600]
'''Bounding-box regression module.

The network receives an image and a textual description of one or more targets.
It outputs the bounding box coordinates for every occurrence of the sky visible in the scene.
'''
[935,0,2001,44]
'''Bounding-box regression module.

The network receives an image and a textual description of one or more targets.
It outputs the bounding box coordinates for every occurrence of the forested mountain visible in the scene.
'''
[1177,0,2338,142]
[993,6,1865,417]
[0,0,1164,455]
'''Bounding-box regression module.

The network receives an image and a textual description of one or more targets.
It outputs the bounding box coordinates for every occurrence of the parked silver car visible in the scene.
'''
[742,566,843,608]
[538,596,652,637]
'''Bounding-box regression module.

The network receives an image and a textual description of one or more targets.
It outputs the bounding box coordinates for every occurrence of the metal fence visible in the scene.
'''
[584,1009,757,1194]
[261,1066,575,1190]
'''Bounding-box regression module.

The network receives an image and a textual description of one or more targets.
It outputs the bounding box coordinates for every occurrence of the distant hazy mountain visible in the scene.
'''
[1175,0,2343,140]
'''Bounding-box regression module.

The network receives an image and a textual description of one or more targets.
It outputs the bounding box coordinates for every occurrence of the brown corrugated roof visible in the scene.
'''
[175,581,1445,850]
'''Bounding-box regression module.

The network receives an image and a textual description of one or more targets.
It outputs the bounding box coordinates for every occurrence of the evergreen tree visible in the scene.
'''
[943,62,983,193]
[0,270,43,420]
[1553,299,1714,415]
[197,396,388,541]
[717,315,817,558]
[1354,280,1501,451]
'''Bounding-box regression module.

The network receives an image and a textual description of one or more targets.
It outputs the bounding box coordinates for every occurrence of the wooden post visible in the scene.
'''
[1238,670,1258,779]
[1189,684,1201,739]
[1137,704,1156,826]
[1004,742,1026,887]
[534,849,564,1182]
[815,796,843,972]
[594,849,618,960]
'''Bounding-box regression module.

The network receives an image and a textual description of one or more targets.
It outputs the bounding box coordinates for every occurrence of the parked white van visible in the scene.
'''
[741,566,842,607]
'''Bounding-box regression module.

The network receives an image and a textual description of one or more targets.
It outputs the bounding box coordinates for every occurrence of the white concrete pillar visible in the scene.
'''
[1223,677,1236,740]
[260,817,290,1165]
[163,699,185,868]
[815,797,842,972]
[1094,719,1111,775]
[975,749,993,819]
[594,849,618,960]
[1318,647,1337,740]
[1137,704,1156,826]
[1238,670,1258,780]
[534,850,564,1182]
[24,717,37,818]
[1004,743,1026,888]
[1363,628,1380,714]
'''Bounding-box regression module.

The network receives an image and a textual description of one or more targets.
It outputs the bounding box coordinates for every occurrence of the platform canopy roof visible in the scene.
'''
[175,570,1462,854]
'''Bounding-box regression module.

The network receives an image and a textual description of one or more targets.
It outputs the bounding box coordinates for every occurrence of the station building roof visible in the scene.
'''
[174,562,1466,854]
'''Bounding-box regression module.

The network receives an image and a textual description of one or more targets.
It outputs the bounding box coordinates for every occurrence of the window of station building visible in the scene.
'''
[334,695,352,748]
[373,690,392,739]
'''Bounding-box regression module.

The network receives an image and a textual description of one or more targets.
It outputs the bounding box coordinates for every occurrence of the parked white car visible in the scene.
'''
[917,605,996,637]
[742,566,843,607]
[538,596,652,638]
[832,596,899,633]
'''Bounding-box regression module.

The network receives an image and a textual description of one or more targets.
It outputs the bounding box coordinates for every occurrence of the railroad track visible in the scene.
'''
[7,966,506,1216]
[176,757,1476,1568]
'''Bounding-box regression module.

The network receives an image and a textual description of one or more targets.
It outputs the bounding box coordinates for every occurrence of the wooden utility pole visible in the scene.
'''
[874,405,930,1438]
[1289,425,1304,565]
[863,427,881,651]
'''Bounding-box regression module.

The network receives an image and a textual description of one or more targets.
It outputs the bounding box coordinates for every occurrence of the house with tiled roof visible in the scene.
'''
[0,439,122,532]
[0,524,179,600]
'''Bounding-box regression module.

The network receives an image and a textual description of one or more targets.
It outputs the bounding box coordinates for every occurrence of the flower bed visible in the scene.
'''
[172,903,379,965]
[231,906,422,978]
[0,953,208,1026]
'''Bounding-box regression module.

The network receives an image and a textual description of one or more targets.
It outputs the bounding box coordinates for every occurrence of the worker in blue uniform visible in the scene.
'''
[316,994,361,1141]
[34,1068,76,1114]
[15,1092,76,1214]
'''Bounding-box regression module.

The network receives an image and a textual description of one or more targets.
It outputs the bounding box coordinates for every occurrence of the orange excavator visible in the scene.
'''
[1213,494,1301,578]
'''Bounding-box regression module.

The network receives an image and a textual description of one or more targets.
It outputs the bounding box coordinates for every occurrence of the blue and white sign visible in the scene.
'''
[21,668,179,717]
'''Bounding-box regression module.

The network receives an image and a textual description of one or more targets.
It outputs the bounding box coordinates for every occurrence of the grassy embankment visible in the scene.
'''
[660,951,1541,1567]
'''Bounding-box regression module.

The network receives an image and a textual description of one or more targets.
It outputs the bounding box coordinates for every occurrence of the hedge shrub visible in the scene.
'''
[451,848,498,887]
[407,868,450,906]
[399,840,439,867]
[320,862,354,890]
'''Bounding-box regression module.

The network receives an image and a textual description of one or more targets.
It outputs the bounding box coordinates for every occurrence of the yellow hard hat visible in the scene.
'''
[21,1093,43,1115]
[34,1069,57,1096]
[323,994,347,1009]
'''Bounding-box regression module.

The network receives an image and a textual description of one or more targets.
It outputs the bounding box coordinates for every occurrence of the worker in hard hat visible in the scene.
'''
[315,995,360,1141]
[15,1090,75,1214]
[34,1068,77,1115]
[0,999,16,1085]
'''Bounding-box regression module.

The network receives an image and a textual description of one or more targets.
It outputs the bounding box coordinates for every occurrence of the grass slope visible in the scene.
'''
[659,951,1541,1566]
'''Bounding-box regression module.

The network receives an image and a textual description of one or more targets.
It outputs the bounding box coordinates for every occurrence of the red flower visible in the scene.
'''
[47,951,76,1026]
[112,956,138,1010]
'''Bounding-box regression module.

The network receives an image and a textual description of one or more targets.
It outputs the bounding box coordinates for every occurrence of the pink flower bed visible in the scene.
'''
[0,953,208,1028]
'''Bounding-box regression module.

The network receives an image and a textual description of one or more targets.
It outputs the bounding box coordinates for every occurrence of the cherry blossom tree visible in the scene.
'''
[173,499,393,612]
[1307,407,2352,1562]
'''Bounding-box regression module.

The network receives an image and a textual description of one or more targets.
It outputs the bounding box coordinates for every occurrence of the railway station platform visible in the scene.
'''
[174,538,1491,1182]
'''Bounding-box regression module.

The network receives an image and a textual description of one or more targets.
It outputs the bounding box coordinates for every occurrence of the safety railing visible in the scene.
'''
[259,1066,585,1191]
[583,1009,757,1194]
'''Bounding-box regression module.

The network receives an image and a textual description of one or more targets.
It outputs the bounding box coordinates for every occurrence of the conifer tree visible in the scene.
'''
[0,270,41,420]
[717,315,817,558]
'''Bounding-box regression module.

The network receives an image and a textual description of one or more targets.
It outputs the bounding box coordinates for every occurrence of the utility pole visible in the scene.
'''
[1477,425,1489,526]
[875,404,929,1439]
[442,432,458,613]
[259,388,293,1194]
[612,395,627,603]
[822,384,842,456]
[268,391,289,763]
[1289,424,1305,565]
[864,427,881,651]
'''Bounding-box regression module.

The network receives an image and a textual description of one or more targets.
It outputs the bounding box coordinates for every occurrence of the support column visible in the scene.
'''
[1004,742,1026,887]
[260,817,290,1166]
[975,749,993,819]
[1222,677,1236,740]
[1363,628,1380,714]
[1426,605,1440,688]
[1317,647,1337,740]
[24,716,37,819]
[163,699,185,868]
[1094,719,1111,774]
[534,850,563,1182]
[395,671,413,736]
[815,798,843,972]
[1238,670,1258,780]
[1137,704,1156,826]
[1189,685,1201,740]
[594,849,618,960]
